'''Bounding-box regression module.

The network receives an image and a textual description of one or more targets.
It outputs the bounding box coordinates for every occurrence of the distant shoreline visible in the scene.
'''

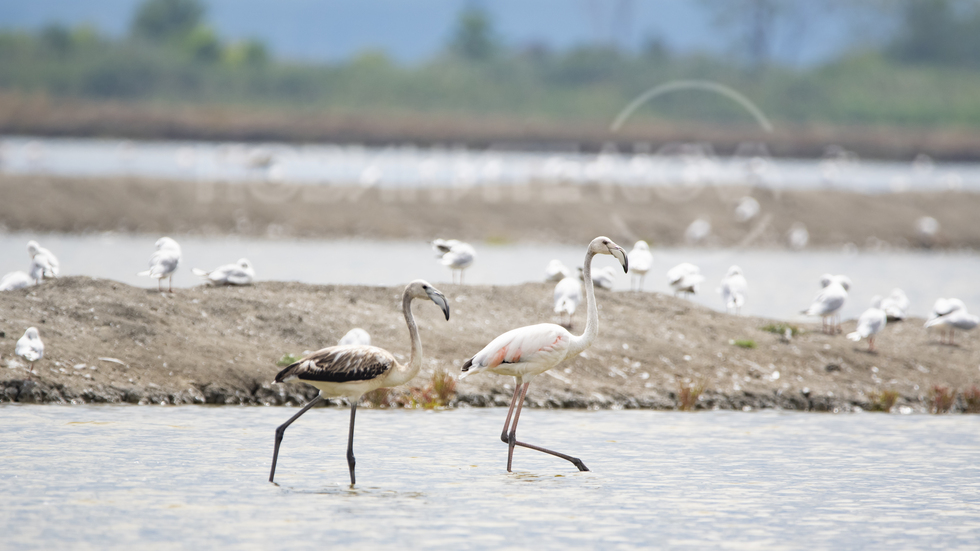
[3,94,980,161]
[2,174,979,250]
[1,279,978,412]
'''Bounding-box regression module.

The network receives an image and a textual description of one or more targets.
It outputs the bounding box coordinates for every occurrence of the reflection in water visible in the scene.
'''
[1,406,979,549]
[1,233,979,321]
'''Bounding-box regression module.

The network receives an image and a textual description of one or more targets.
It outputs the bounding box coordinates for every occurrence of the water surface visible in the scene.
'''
[2,406,979,549]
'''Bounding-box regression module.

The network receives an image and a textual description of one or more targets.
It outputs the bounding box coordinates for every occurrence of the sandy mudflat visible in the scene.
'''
[1,277,978,411]
[1,174,978,250]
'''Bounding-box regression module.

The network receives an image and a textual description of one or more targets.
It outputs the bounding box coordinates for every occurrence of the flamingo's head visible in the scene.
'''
[589,237,628,273]
[407,279,450,321]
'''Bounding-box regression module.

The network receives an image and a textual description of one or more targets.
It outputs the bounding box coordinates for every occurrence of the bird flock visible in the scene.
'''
[1,234,978,485]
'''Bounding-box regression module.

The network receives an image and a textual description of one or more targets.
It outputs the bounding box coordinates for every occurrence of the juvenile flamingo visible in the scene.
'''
[269,280,449,485]
[460,237,628,472]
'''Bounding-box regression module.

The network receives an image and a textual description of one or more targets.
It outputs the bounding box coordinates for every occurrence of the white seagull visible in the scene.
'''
[586,265,617,291]
[0,271,32,291]
[544,259,571,283]
[138,237,181,292]
[27,240,59,283]
[553,276,582,328]
[802,274,850,334]
[667,263,705,297]
[460,237,628,473]
[847,296,887,351]
[192,258,255,286]
[269,280,450,485]
[925,298,964,343]
[718,265,747,315]
[628,240,653,291]
[338,328,371,346]
[16,327,44,378]
[879,288,910,321]
[432,239,476,285]
[924,299,977,345]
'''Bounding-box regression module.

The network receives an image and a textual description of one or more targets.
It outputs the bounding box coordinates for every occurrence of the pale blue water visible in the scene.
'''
[2,406,979,549]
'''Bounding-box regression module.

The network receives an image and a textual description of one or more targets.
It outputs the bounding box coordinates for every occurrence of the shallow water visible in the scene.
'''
[2,406,979,549]
[2,135,978,192]
[2,232,979,321]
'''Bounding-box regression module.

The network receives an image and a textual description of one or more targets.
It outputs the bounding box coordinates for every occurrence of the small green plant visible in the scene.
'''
[276,353,301,367]
[677,380,705,411]
[963,386,980,414]
[403,370,458,409]
[867,389,899,412]
[929,386,956,414]
[761,323,801,336]
[733,339,756,349]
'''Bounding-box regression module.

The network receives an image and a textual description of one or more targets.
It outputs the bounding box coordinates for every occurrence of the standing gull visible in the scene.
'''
[338,328,371,346]
[925,298,963,343]
[16,327,44,378]
[269,280,450,485]
[667,263,705,297]
[0,271,32,291]
[718,265,747,315]
[137,237,181,292]
[432,239,476,285]
[628,241,653,291]
[461,237,628,473]
[544,259,571,283]
[553,276,582,329]
[27,240,59,284]
[192,258,255,286]
[879,288,910,321]
[847,296,887,351]
[802,274,850,334]
[924,300,977,345]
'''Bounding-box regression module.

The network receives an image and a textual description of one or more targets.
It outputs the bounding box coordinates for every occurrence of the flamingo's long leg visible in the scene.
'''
[346,401,358,485]
[506,383,589,472]
[269,394,324,483]
[500,381,524,444]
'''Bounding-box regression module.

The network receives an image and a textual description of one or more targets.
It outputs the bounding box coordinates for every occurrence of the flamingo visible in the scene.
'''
[924,300,977,345]
[628,241,653,291]
[192,258,255,286]
[847,296,887,351]
[432,239,476,285]
[338,328,371,346]
[803,274,850,334]
[16,327,44,379]
[0,271,32,291]
[879,288,910,321]
[137,237,181,292]
[460,237,628,473]
[552,276,582,328]
[27,240,59,284]
[269,280,450,485]
[718,265,747,315]
[666,263,704,297]
[544,259,570,282]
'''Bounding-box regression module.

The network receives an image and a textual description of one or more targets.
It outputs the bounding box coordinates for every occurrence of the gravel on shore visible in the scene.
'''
[2,278,978,411]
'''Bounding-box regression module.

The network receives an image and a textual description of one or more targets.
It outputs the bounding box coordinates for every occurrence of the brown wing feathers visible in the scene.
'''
[274,346,393,384]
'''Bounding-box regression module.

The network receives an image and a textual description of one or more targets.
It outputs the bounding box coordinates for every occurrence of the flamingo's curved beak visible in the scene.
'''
[426,287,451,320]
[611,246,629,273]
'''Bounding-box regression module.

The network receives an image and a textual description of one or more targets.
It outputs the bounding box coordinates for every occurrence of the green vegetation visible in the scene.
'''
[2,0,980,129]
[677,380,706,411]
[867,389,900,412]
[962,386,980,414]
[275,353,300,367]
[761,323,802,337]
[733,339,757,349]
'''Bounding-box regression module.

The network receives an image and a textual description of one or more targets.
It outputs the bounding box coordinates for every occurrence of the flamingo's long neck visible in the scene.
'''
[568,249,598,357]
[389,292,423,387]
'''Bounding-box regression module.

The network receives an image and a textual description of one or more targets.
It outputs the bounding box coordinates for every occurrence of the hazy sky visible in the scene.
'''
[0,0,861,65]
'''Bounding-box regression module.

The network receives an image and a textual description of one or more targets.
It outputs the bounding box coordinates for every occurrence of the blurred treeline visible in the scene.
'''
[1,0,980,128]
